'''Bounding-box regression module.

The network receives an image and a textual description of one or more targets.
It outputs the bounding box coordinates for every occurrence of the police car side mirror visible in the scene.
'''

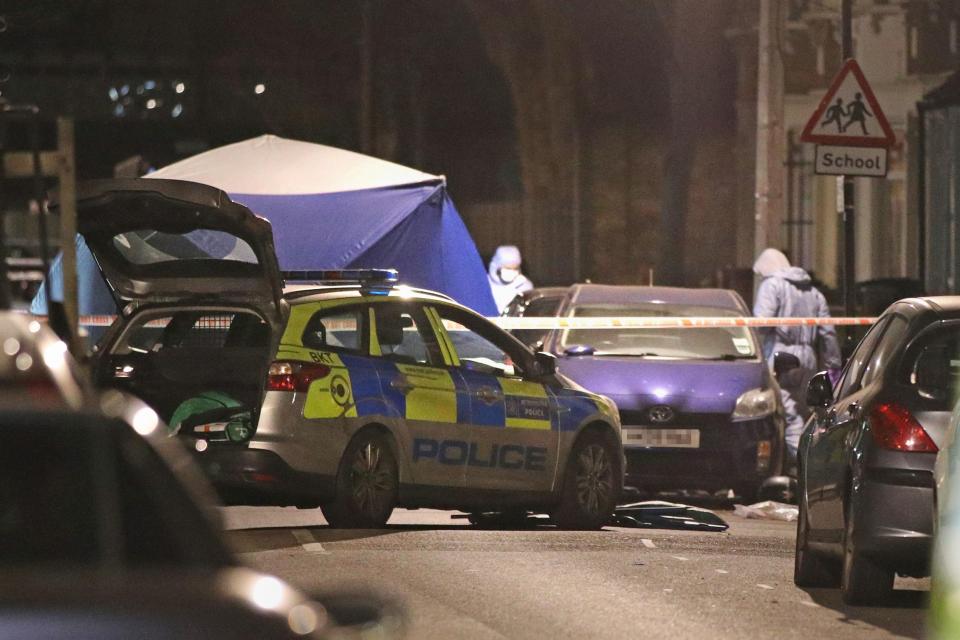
[535,351,557,377]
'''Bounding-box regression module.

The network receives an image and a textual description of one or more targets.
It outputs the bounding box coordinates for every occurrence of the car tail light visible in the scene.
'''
[870,402,938,453]
[266,360,331,392]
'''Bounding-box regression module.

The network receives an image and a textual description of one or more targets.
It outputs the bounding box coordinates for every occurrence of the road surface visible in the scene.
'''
[223,506,927,639]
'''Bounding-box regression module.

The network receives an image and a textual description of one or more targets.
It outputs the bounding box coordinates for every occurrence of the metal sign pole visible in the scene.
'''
[841,0,855,317]
[56,117,78,350]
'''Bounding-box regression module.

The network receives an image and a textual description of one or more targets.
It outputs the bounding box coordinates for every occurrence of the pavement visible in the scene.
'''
[222,506,929,640]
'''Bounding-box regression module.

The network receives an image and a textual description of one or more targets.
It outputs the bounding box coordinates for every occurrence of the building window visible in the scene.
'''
[951,20,958,54]
[910,26,919,59]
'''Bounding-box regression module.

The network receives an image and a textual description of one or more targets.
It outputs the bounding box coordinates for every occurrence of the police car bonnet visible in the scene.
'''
[51,178,283,319]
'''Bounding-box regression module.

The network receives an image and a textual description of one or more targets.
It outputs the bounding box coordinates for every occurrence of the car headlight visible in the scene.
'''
[732,387,776,421]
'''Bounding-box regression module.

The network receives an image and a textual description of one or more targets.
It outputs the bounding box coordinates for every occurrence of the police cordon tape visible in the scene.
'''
[63,314,878,329]
[489,316,877,330]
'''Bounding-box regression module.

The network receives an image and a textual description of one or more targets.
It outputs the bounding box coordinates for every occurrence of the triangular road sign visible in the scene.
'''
[800,59,895,148]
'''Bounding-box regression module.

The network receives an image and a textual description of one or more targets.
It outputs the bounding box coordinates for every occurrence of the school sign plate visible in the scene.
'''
[801,59,894,178]
[814,145,887,177]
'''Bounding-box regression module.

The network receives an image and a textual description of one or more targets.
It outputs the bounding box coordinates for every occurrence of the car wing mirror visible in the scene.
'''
[805,371,833,410]
[535,351,557,377]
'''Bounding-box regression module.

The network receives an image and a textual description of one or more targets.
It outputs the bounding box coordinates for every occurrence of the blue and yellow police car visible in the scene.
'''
[77,179,623,529]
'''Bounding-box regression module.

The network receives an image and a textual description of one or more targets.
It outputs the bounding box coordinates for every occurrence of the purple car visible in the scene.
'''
[536,284,786,500]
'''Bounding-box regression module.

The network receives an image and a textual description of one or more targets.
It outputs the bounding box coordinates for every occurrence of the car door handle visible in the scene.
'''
[390,377,414,395]
[815,409,836,434]
[847,402,862,420]
[473,386,502,404]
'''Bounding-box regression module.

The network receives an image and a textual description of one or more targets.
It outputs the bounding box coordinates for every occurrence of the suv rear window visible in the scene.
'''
[112,229,258,266]
[114,312,269,354]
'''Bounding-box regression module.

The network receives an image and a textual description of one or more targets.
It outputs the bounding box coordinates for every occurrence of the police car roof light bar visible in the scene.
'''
[282,269,399,285]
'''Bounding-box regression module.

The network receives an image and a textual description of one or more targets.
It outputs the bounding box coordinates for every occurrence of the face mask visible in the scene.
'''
[499,267,520,284]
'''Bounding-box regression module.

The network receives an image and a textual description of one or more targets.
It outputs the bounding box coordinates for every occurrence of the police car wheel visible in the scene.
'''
[322,431,398,529]
[554,431,620,530]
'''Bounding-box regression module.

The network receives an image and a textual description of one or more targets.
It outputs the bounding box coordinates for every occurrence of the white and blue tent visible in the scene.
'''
[33,135,496,316]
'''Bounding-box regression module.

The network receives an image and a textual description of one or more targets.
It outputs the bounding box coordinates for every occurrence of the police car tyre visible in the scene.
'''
[322,430,398,529]
[841,498,894,605]
[554,429,621,530]
[794,489,840,588]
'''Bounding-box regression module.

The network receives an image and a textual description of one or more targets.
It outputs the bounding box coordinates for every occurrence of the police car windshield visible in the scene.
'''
[561,304,758,360]
[112,229,258,266]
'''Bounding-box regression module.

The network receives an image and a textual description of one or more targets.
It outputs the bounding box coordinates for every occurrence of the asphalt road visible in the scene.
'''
[222,506,928,640]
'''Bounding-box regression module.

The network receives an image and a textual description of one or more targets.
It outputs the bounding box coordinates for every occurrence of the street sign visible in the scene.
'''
[814,145,887,177]
[800,58,895,148]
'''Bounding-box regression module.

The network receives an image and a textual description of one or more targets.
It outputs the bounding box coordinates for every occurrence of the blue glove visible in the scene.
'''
[827,367,842,388]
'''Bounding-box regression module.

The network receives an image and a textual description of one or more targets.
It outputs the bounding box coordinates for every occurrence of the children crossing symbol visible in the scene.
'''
[801,59,894,148]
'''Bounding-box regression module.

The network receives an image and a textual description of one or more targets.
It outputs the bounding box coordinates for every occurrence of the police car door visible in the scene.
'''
[429,304,558,493]
[369,301,467,490]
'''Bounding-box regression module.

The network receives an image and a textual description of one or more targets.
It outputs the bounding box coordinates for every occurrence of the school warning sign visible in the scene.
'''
[800,58,895,148]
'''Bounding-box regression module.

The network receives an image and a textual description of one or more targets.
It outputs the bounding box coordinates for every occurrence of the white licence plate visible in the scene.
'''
[623,428,700,448]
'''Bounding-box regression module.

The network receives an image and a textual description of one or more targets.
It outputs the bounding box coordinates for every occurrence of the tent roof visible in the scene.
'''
[146,135,441,195]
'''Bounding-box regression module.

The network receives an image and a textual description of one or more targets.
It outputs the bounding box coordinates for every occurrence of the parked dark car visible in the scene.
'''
[795,296,960,605]
[0,399,403,638]
[536,284,786,501]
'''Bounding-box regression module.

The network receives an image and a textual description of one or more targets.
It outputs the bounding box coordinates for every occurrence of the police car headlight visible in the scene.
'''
[732,388,776,421]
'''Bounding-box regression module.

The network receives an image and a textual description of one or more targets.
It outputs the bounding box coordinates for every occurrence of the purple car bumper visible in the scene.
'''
[619,409,781,496]
[557,357,784,498]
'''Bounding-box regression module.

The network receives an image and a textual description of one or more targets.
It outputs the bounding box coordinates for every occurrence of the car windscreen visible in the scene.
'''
[111,229,259,267]
[561,303,758,359]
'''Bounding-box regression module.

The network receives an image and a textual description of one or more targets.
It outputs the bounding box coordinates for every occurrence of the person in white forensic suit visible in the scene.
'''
[488,245,534,313]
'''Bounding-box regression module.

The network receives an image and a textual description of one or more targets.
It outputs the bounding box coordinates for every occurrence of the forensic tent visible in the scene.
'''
[32,135,496,316]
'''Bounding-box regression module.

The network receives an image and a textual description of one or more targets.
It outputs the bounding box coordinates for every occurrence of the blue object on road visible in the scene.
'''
[612,501,729,532]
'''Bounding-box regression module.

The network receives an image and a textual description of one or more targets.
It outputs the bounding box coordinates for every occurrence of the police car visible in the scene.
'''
[73,179,624,530]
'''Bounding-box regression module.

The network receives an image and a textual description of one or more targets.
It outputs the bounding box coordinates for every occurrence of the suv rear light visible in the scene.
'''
[266,360,331,392]
[870,402,938,453]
